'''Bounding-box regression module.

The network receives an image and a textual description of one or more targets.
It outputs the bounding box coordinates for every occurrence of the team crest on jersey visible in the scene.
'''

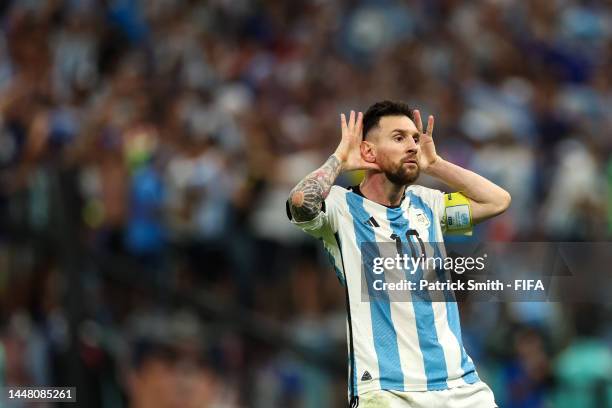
[413,209,430,228]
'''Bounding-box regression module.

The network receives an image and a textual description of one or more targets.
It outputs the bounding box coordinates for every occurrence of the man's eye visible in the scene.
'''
[394,136,403,142]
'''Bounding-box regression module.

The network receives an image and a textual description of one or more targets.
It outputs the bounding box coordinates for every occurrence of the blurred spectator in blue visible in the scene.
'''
[499,327,552,408]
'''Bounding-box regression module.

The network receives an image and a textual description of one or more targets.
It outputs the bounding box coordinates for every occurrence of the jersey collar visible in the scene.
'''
[349,185,410,209]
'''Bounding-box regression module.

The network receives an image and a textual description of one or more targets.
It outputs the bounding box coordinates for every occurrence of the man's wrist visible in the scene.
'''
[331,152,346,172]
[423,155,445,176]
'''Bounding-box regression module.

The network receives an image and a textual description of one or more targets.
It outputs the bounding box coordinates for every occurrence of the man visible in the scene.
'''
[286,101,510,407]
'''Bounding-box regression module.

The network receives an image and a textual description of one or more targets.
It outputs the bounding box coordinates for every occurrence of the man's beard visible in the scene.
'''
[385,164,420,186]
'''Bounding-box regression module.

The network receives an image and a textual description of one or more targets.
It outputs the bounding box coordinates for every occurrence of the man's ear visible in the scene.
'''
[361,140,376,164]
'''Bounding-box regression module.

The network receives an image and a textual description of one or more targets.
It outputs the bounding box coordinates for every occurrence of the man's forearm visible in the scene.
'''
[425,157,511,222]
[288,154,342,222]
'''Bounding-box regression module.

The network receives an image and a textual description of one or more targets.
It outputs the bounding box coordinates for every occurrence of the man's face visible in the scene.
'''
[367,115,421,185]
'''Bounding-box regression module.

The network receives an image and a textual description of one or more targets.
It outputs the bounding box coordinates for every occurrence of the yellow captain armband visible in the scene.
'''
[443,192,473,235]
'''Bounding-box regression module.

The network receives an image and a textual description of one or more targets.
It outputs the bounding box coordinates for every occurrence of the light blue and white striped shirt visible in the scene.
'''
[290,184,479,399]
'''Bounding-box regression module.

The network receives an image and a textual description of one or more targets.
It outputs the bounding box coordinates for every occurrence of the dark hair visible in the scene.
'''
[362,100,414,139]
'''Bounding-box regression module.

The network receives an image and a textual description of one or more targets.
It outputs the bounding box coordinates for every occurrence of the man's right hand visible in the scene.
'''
[288,110,379,223]
[334,110,380,172]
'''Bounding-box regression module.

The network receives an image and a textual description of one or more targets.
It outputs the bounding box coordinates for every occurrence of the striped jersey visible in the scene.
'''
[288,184,479,399]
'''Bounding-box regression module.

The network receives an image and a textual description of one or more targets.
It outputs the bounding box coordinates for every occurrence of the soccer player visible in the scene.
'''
[286,101,510,407]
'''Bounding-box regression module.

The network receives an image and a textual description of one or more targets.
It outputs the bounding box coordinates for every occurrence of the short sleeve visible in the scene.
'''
[287,186,347,285]
[286,185,344,239]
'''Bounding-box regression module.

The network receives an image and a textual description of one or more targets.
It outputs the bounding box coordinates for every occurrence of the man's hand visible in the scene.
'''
[288,109,385,223]
[289,109,376,223]
[334,110,380,172]
[413,109,440,173]
[415,109,511,223]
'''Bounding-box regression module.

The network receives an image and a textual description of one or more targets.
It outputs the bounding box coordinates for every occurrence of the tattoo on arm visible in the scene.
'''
[289,155,342,222]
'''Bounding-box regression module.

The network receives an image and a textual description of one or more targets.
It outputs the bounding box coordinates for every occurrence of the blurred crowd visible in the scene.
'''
[0,0,611,407]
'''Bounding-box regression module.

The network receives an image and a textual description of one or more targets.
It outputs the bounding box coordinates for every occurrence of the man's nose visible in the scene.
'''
[405,138,418,152]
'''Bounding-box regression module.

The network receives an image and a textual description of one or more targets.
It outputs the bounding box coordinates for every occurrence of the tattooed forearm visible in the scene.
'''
[289,155,342,222]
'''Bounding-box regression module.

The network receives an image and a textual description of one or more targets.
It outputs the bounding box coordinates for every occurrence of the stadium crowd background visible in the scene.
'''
[0,0,611,407]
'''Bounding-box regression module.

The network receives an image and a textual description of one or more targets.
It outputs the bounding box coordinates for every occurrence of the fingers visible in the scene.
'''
[414,110,434,137]
[413,109,423,133]
[341,110,363,136]
[426,115,434,137]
